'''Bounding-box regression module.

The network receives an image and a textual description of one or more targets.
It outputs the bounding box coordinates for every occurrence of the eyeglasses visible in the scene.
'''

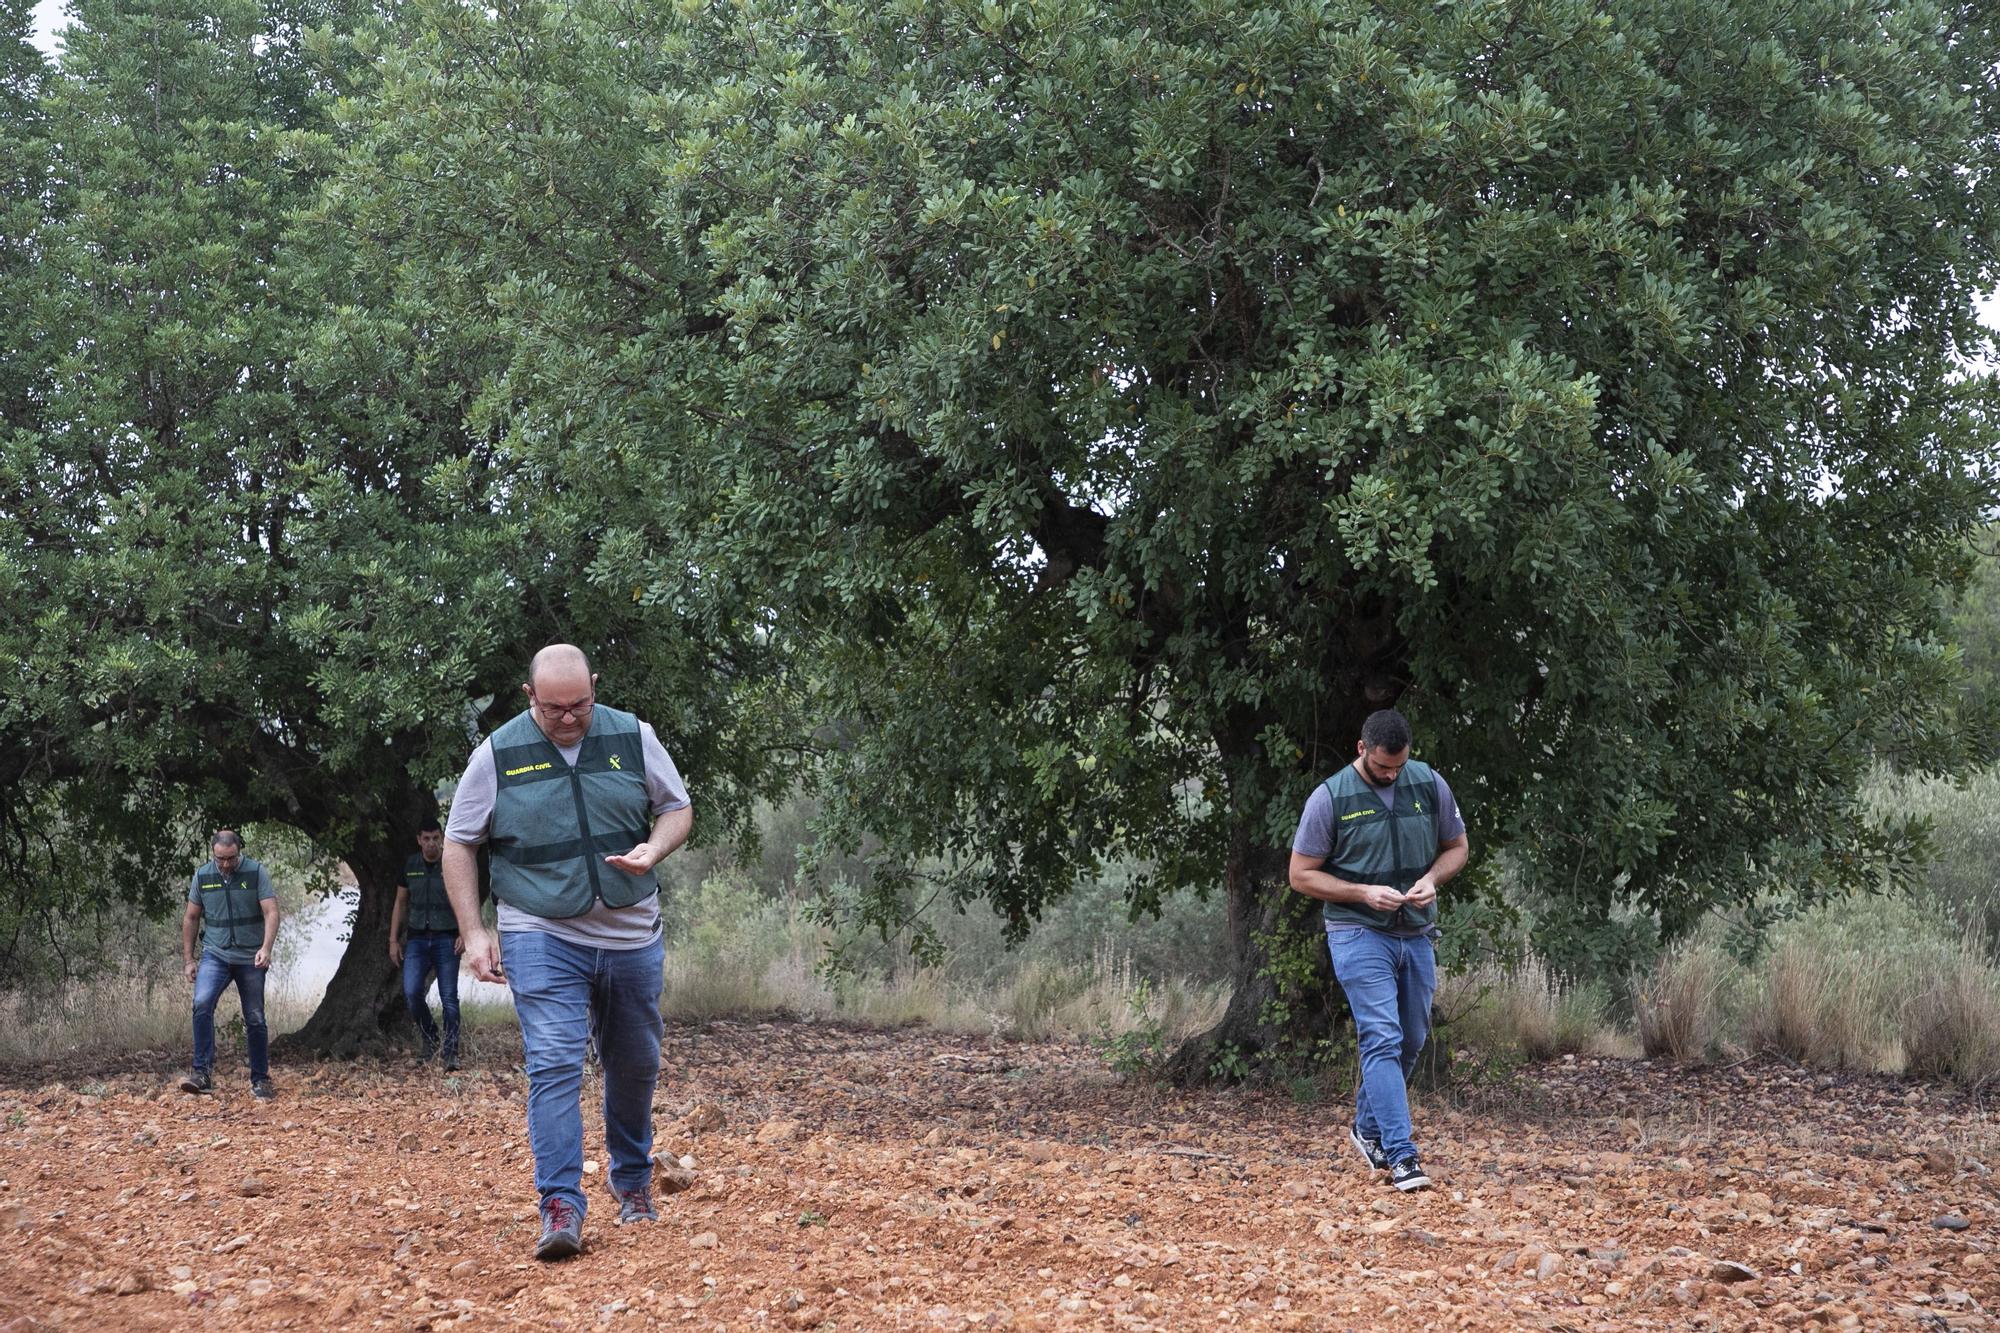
[534,695,594,723]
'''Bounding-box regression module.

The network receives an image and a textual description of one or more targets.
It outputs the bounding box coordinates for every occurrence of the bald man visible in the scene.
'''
[443,645,693,1260]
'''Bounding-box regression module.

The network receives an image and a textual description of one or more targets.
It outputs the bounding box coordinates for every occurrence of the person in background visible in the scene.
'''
[390,815,462,1069]
[179,828,280,1100]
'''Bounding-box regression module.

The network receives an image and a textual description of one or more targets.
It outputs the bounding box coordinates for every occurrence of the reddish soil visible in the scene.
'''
[2,1019,1996,1330]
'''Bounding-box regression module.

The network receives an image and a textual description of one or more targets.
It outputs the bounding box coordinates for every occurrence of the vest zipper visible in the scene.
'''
[569,766,604,902]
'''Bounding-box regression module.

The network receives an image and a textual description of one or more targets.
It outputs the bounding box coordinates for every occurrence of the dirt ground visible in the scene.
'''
[2,1019,1997,1331]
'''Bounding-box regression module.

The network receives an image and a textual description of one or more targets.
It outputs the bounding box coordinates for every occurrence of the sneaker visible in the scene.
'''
[250,1078,276,1102]
[535,1198,583,1260]
[1348,1124,1390,1172]
[613,1183,658,1225]
[178,1069,212,1095]
[1390,1157,1431,1192]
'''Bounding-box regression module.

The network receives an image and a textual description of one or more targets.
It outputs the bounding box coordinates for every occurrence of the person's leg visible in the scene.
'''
[502,930,594,1222]
[402,940,441,1056]
[234,961,270,1083]
[1327,926,1419,1163]
[593,936,665,1197]
[1391,934,1438,1140]
[434,940,462,1068]
[190,953,230,1074]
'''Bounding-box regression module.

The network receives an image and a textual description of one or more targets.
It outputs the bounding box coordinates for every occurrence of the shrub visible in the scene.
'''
[1634,940,1737,1064]
[1436,956,1614,1062]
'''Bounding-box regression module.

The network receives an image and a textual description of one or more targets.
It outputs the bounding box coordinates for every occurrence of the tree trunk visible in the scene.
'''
[277,835,414,1057]
[1165,826,1346,1085]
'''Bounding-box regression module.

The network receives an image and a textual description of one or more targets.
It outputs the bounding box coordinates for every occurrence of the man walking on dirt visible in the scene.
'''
[1288,709,1468,1192]
[442,644,692,1260]
[390,815,462,1070]
[179,829,281,1100]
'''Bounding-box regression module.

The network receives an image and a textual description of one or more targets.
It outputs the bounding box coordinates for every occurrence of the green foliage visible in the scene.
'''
[342,0,2000,1054]
[1947,530,2000,743]
[0,2,788,1018]
[1863,766,2000,956]
[1092,977,1169,1077]
[9,0,2000,1057]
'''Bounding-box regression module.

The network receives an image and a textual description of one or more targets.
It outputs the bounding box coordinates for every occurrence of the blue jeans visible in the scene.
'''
[402,933,462,1063]
[192,952,269,1081]
[500,931,665,1221]
[1326,925,1436,1165]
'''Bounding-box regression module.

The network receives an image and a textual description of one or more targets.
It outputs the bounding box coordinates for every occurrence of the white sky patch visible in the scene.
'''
[30,0,64,55]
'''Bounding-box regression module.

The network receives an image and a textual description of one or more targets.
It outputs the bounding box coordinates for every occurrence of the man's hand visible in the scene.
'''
[389,937,404,966]
[453,935,465,957]
[184,958,198,984]
[604,843,665,875]
[1403,875,1438,909]
[253,946,270,969]
[1361,884,1409,913]
[463,927,505,985]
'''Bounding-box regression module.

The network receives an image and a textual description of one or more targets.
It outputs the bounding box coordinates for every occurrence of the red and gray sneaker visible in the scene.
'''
[534,1198,583,1260]
[614,1183,658,1225]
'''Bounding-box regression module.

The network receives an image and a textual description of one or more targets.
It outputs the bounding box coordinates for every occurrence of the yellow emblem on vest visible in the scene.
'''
[609,754,623,770]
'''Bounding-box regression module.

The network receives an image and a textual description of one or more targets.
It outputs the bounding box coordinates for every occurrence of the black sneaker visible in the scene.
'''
[1390,1157,1431,1192]
[178,1069,212,1095]
[535,1198,583,1260]
[1349,1124,1390,1172]
[250,1078,275,1102]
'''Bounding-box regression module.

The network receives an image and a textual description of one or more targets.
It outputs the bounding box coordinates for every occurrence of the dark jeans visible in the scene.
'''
[192,952,269,1081]
[401,932,462,1063]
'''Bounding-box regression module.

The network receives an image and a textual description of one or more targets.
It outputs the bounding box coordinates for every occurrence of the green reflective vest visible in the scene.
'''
[487,704,658,919]
[194,858,267,953]
[402,853,456,934]
[1318,759,1442,933]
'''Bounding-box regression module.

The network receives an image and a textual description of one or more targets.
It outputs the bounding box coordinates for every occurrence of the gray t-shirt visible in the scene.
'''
[187,860,277,965]
[1291,768,1465,861]
[446,718,689,950]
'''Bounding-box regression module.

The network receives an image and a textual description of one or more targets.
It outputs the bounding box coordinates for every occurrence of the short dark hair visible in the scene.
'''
[417,815,442,834]
[212,828,243,850]
[1359,709,1412,754]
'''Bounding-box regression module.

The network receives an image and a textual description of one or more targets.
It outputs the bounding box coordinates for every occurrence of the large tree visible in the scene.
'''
[0,0,786,1041]
[348,0,2000,1078]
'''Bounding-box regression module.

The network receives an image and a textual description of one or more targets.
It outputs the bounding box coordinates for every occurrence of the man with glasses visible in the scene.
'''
[1288,708,1468,1193]
[179,829,281,1100]
[441,644,691,1260]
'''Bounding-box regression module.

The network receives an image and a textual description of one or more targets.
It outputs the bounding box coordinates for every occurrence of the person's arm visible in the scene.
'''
[254,895,280,970]
[1401,835,1469,910]
[389,886,410,966]
[444,838,501,984]
[604,804,694,875]
[182,900,203,983]
[1288,854,1409,914]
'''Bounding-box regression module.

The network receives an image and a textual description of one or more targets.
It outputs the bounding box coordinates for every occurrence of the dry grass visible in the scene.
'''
[0,972,318,1070]
[1634,939,1734,1064]
[1438,956,1618,1061]
[1899,943,2000,1084]
[1745,937,1898,1069]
